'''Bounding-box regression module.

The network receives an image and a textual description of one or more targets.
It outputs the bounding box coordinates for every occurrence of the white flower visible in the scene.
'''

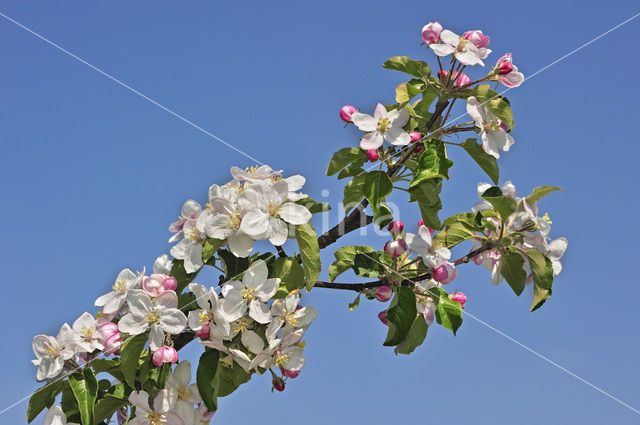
[72,312,103,353]
[169,200,203,243]
[164,361,201,424]
[44,406,79,425]
[351,103,410,149]
[94,268,142,315]
[128,389,184,425]
[187,283,232,341]
[272,328,306,372]
[118,290,187,351]
[170,214,210,273]
[466,96,514,159]
[154,254,173,275]
[430,30,489,66]
[405,225,433,256]
[32,324,76,381]
[240,180,311,246]
[230,165,277,182]
[230,330,280,372]
[220,260,279,324]
[266,291,318,340]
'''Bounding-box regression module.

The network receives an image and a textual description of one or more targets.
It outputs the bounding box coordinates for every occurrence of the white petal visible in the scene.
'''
[243,260,269,288]
[268,217,289,246]
[148,324,164,352]
[128,390,151,412]
[125,290,153,317]
[430,43,456,57]
[159,309,188,334]
[386,126,411,146]
[360,132,384,150]
[239,209,270,237]
[219,291,246,322]
[241,330,265,354]
[279,203,311,225]
[249,300,272,324]
[351,112,377,131]
[439,30,459,46]
[118,313,147,335]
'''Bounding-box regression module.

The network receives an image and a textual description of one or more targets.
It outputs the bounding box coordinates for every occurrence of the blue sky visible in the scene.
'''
[1,1,639,424]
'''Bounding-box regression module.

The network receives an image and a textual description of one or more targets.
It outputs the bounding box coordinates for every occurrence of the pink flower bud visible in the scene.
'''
[450,291,467,309]
[162,276,177,291]
[375,285,393,302]
[378,310,388,325]
[387,220,404,236]
[195,321,210,339]
[340,105,357,123]
[421,21,443,44]
[462,30,490,48]
[409,132,422,143]
[438,70,471,87]
[272,376,286,392]
[152,346,178,367]
[494,54,524,88]
[280,368,300,379]
[104,334,122,354]
[366,149,379,162]
[97,321,119,339]
[432,263,458,285]
[417,219,424,227]
[143,274,170,297]
[384,239,407,258]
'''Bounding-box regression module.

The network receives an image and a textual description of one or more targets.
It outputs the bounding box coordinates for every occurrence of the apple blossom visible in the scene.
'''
[451,292,467,309]
[384,239,407,258]
[153,254,173,275]
[152,346,179,367]
[187,283,232,341]
[272,376,286,392]
[165,361,202,407]
[493,53,525,87]
[72,312,103,353]
[438,70,471,87]
[375,286,393,302]
[430,30,487,66]
[351,103,411,149]
[94,268,142,315]
[169,200,202,242]
[462,30,491,59]
[143,274,177,297]
[97,320,122,354]
[32,323,76,381]
[378,310,388,325]
[466,96,514,159]
[230,164,278,183]
[409,131,422,143]
[421,21,443,44]
[281,368,300,379]
[192,404,215,425]
[366,149,379,162]
[128,389,184,425]
[118,290,187,351]
[432,263,458,284]
[170,214,210,273]
[267,290,318,340]
[44,406,79,425]
[340,105,357,123]
[220,260,279,324]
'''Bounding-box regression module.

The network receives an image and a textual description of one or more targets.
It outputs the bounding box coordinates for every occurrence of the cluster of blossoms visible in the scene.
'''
[340,22,525,160]
[369,219,465,328]
[198,259,318,391]
[170,165,312,272]
[32,165,319,423]
[470,182,568,284]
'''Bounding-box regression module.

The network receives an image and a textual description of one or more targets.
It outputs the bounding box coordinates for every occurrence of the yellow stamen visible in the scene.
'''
[267,202,280,217]
[177,384,192,401]
[112,280,125,293]
[376,117,391,133]
[284,312,299,327]
[240,285,256,302]
[198,310,211,326]
[145,310,160,324]
[295,340,306,351]
[275,353,290,367]
[542,213,552,224]
[145,412,163,425]
[220,356,234,368]
[227,212,242,230]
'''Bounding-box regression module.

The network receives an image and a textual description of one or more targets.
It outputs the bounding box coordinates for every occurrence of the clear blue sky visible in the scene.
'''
[1,1,639,424]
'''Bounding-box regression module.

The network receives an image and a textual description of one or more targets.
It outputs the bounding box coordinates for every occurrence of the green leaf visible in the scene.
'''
[337,163,365,180]
[295,196,331,214]
[383,56,431,79]
[481,186,517,222]
[169,260,198,294]
[394,315,428,354]
[26,380,66,423]
[218,249,250,281]
[352,251,387,278]
[217,363,252,397]
[343,173,366,213]
[384,287,417,347]
[68,368,98,425]
[410,139,453,187]
[328,245,375,282]
[501,252,527,296]
[429,287,463,335]
[362,171,394,227]
[531,285,552,312]
[120,333,148,388]
[461,138,499,184]
[348,293,361,311]
[93,395,127,425]
[526,186,564,205]
[526,250,553,290]
[295,222,321,291]
[396,79,425,103]
[326,147,367,176]
[433,223,477,249]
[408,179,443,229]
[413,87,437,120]
[473,84,514,130]
[202,238,224,263]
[197,350,220,412]
[61,386,80,423]
[271,257,306,292]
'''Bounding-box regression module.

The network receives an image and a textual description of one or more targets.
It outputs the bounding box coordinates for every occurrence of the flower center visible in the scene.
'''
[240,285,256,301]
[145,411,163,425]
[267,202,280,217]
[542,213,552,224]
[231,317,252,335]
[112,280,126,293]
[220,355,234,368]
[284,312,298,327]
[295,340,306,351]
[186,228,205,242]
[275,352,290,367]
[177,384,191,401]
[81,326,95,342]
[145,310,160,324]
[45,345,61,358]
[245,165,259,174]
[484,119,502,131]
[457,37,469,50]
[227,212,242,230]
[198,310,212,325]
[377,117,391,133]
